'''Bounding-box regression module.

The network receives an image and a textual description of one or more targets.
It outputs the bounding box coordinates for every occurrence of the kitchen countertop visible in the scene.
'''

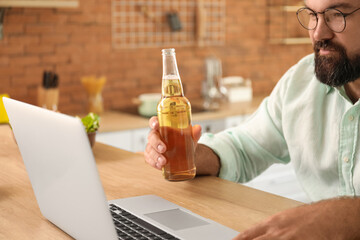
[99,96,265,132]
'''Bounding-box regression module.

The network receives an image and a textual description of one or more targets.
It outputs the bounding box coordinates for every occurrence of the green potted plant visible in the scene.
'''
[79,112,100,148]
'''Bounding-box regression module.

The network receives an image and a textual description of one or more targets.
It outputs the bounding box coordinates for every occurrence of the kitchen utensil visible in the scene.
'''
[167,12,182,31]
[202,57,227,110]
[81,76,106,115]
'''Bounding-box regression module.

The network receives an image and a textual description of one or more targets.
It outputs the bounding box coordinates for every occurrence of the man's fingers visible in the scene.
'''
[144,143,167,170]
[149,116,159,130]
[146,117,200,171]
[144,117,167,171]
[147,129,166,153]
[233,222,269,240]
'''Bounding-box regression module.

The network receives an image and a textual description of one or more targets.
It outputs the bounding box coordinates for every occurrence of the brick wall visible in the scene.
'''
[0,0,313,114]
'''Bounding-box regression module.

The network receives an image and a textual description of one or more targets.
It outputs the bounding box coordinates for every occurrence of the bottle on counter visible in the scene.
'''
[157,48,196,181]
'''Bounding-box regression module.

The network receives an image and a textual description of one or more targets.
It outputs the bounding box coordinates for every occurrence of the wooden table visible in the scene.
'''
[0,125,302,239]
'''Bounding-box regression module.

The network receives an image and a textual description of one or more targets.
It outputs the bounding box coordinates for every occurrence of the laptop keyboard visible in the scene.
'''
[109,204,180,240]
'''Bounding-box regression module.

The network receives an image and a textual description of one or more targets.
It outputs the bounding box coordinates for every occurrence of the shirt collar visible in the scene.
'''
[334,85,358,104]
[321,82,357,104]
[320,80,358,104]
[325,85,333,94]
[315,77,333,95]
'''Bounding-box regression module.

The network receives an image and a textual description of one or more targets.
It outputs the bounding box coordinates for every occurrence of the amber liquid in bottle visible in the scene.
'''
[157,49,196,181]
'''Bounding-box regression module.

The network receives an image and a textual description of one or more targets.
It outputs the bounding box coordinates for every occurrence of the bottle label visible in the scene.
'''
[158,97,191,129]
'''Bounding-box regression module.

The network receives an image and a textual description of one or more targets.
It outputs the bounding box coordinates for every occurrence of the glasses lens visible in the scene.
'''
[324,9,345,32]
[297,8,317,30]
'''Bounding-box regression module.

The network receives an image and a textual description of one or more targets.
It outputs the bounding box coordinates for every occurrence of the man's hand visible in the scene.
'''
[144,116,202,170]
[234,197,360,240]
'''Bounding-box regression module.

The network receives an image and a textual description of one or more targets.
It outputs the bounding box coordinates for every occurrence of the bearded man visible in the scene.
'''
[144,0,360,238]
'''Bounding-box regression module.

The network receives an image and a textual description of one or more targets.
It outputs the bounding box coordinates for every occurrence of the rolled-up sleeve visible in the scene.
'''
[198,66,295,183]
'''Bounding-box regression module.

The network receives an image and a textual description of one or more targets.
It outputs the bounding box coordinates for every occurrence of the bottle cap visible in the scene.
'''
[162,48,175,55]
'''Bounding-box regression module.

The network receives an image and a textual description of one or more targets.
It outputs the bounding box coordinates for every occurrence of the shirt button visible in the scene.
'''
[343,157,349,163]
[348,115,354,121]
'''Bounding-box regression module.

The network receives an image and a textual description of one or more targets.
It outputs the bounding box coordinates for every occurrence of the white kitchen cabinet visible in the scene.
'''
[194,118,226,134]
[192,114,251,135]
[132,128,150,153]
[225,114,251,129]
[97,127,149,153]
[96,130,133,152]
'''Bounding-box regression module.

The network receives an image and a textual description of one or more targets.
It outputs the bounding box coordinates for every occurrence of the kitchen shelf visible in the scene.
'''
[266,0,310,45]
[0,0,79,8]
[269,37,311,45]
[271,5,302,12]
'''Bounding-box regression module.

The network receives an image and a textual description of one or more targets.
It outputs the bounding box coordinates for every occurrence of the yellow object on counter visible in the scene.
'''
[0,94,10,123]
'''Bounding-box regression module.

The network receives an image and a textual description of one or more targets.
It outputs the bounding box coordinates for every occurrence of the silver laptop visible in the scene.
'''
[3,97,238,240]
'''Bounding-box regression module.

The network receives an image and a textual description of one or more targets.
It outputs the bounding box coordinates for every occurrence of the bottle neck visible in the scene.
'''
[162,50,180,78]
[162,49,184,97]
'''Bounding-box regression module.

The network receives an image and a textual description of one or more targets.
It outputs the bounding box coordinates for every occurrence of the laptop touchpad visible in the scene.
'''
[145,209,209,231]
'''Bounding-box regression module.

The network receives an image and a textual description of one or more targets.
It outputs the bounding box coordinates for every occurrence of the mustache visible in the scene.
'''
[314,40,344,53]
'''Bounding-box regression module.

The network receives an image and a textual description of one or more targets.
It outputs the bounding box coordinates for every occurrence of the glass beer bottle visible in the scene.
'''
[157,48,196,181]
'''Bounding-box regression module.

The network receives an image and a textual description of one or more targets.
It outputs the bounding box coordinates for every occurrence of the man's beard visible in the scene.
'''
[314,40,360,87]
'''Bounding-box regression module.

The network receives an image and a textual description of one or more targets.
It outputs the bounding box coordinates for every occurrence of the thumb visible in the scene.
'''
[192,124,202,145]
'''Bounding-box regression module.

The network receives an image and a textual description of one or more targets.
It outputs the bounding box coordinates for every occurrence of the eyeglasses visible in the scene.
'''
[296,7,360,33]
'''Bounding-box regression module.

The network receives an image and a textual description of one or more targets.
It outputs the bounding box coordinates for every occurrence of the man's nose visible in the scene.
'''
[312,14,334,41]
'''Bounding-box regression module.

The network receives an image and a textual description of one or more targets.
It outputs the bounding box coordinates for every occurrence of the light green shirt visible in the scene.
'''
[199,54,360,202]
